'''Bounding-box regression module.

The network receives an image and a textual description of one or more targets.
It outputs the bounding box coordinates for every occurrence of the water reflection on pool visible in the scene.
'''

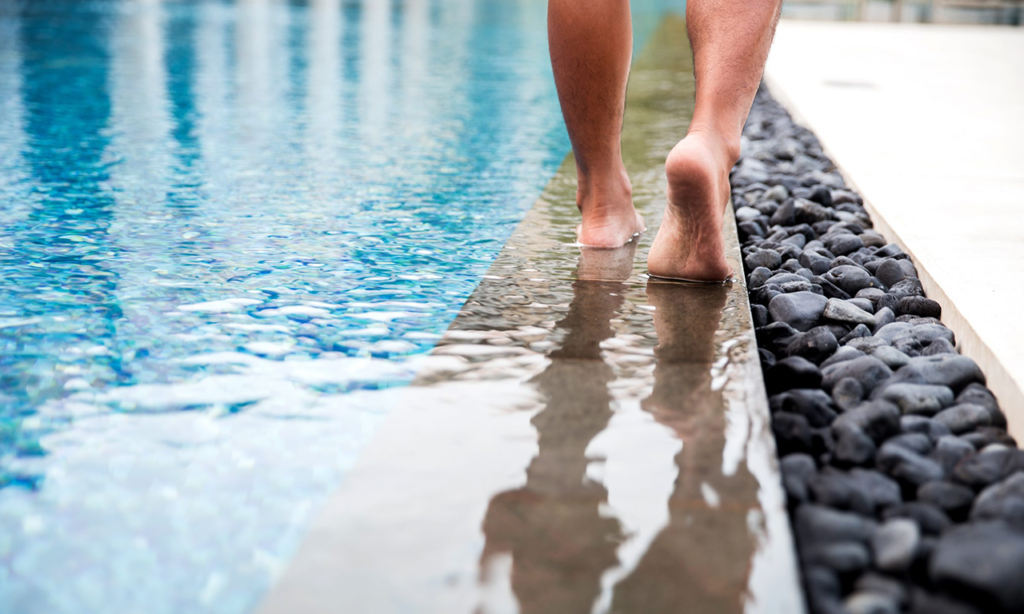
[0,0,673,611]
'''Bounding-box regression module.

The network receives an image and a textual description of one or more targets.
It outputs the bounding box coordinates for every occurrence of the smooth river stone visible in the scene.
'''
[933,403,992,434]
[823,298,876,326]
[970,472,1024,526]
[833,400,901,443]
[879,383,954,416]
[872,518,920,573]
[769,291,828,332]
[822,356,893,393]
[892,354,984,392]
[930,521,1024,613]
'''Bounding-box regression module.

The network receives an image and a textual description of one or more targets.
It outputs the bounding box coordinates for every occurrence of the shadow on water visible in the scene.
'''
[479,243,756,613]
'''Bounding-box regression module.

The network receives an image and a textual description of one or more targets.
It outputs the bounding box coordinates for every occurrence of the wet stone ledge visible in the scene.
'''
[738,86,1024,614]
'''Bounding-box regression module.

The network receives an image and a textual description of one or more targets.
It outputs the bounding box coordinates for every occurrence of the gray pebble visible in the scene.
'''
[846,336,890,354]
[930,521,1024,612]
[882,501,952,535]
[825,233,864,257]
[823,298,875,326]
[765,356,822,393]
[735,206,761,222]
[855,573,908,608]
[822,356,892,393]
[785,327,839,365]
[952,448,1024,490]
[833,422,878,466]
[877,442,944,488]
[892,354,985,392]
[879,383,953,416]
[931,435,976,475]
[796,504,876,544]
[898,296,942,319]
[921,337,956,356]
[799,250,833,275]
[872,518,920,573]
[849,468,903,511]
[832,377,864,412]
[875,258,908,288]
[780,453,817,503]
[833,400,900,443]
[901,415,953,442]
[764,184,788,202]
[887,433,933,455]
[776,388,838,428]
[848,298,875,314]
[748,266,772,288]
[840,324,873,345]
[870,345,910,370]
[933,403,992,435]
[918,481,976,520]
[768,291,828,332]
[821,346,864,368]
[971,472,1024,526]
[822,265,875,295]
[805,541,871,574]
[845,591,900,614]
[745,247,783,271]
[871,307,896,333]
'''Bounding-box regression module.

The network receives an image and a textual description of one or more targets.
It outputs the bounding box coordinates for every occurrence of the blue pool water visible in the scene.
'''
[0,0,675,611]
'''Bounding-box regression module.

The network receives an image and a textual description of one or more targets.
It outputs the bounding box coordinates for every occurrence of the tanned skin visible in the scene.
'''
[548,0,782,281]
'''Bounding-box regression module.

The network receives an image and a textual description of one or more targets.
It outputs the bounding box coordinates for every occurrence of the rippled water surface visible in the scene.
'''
[0,0,673,611]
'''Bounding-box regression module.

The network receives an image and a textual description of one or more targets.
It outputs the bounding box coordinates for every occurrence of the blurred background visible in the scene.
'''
[782,0,1023,24]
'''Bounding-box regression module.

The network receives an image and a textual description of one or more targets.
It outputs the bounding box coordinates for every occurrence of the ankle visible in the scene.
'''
[576,166,633,214]
[685,123,742,168]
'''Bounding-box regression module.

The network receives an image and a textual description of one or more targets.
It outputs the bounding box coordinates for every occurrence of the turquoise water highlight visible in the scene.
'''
[0,0,676,611]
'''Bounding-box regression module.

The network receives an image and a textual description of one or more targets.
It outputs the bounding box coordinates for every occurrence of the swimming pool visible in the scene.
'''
[0,0,676,611]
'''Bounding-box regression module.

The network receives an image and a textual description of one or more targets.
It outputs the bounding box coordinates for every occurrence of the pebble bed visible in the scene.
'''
[737,88,1024,614]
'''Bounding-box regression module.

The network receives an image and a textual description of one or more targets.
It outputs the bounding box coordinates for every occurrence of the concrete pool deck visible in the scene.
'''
[258,16,803,614]
[765,20,1024,438]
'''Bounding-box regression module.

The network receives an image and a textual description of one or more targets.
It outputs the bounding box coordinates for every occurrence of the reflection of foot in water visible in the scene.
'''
[609,281,758,614]
[478,277,627,614]
[575,240,638,283]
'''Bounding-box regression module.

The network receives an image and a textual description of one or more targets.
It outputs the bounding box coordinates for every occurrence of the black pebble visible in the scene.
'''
[766,356,823,394]
[898,296,942,319]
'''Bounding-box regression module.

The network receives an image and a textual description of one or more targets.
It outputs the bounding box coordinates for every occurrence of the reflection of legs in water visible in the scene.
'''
[575,241,638,283]
[610,283,759,614]
[479,280,627,614]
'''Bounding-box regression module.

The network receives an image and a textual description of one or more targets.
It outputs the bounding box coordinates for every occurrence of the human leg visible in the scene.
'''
[647,0,782,281]
[548,0,644,247]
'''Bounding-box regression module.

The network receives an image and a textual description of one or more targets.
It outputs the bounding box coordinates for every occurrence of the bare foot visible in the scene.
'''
[575,170,646,248]
[647,132,737,282]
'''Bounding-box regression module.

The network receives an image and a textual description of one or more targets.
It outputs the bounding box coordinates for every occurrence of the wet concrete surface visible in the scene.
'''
[259,16,802,614]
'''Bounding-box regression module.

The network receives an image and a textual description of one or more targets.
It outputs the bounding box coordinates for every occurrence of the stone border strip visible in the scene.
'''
[761,22,1024,440]
[738,85,1024,614]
